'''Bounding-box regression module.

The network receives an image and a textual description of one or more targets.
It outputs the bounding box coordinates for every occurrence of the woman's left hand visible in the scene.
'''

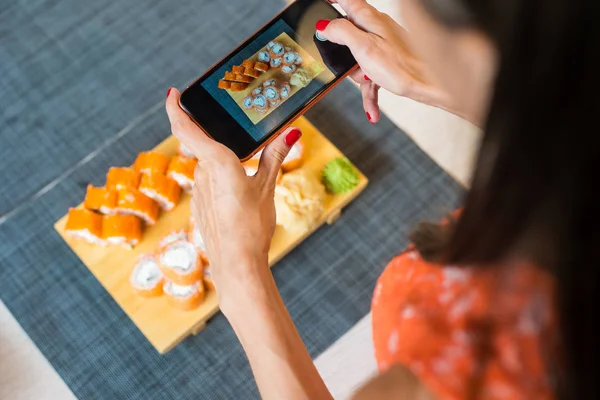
[165,88,300,302]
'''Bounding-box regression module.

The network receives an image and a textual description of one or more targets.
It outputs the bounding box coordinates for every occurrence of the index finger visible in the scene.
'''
[165,87,218,159]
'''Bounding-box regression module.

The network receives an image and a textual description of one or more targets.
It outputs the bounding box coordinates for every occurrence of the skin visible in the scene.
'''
[165,0,497,398]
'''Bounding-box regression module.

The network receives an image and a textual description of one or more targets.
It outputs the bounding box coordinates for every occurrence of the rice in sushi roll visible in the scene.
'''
[106,167,141,190]
[279,82,291,99]
[133,151,170,175]
[282,64,297,74]
[258,51,270,63]
[267,41,277,50]
[295,55,303,65]
[158,229,188,252]
[242,95,254,110]
[102,214,143,248]
[254,62,269,73]
[263,79,277,87]
[138,172,181,211]
[167,155,197,193]
[263,86,280,103]
[65,208,105,246]
[270,57,283,68]
[252,94,269,113]
[130,255,164,297]
[269,42,285,58]
[164,280,205,311]
[84,185,117,215]
[159,239,203,286]
[116,188,160,225]
[283,52,299,66]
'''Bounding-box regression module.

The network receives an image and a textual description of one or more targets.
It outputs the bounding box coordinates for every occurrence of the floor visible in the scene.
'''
[0,1,480,398]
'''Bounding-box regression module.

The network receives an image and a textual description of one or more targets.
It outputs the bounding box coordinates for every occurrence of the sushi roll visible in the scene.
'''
[283,52,299,66]
[269,98,281,107]
[106,167,141,190]
[252,87,263,96]
[232,65,245,75]
[102,214,143,248]
[267,41,277,50]
[270,57,283,68]
[133,151,170,175]
[84,185,117,215]
[159,239,203,286]
[295,55,303,65]
[116,188,160,225]
[257,51,270,63]
[279,82,291,99]
[252,94,269,113]
[223,71,236,81]
[242,59,255,69]
[164,280,205,311]
[263,86,280,103]
[285,46,293,52]
[235,74,253,84]
[217,80,231,89]
[243,159,282,183]
[158,229,188,252]
[178,141,195,159]
[282,64,297,74]
[138,172,181,211]
[242,95,254,110]
[188,216,209,263]
[65,208,105,246]
[282,136,305,172]
[243,67,261,79]
[254,62,269,73]
[167,155,197,193]
[269,42,285,58]
[130,255,164,297]
[230,82,249,92]
[263,79,277,87]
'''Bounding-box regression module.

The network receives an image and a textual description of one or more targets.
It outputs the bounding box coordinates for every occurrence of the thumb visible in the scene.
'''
[318,18,372,51]
[257,127,302,184]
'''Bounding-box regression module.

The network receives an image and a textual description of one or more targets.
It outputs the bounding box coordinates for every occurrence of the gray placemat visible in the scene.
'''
[0,0,464,399]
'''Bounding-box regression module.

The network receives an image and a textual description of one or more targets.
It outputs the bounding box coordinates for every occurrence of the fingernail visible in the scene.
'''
[285,128,302,147]
[366,112,372,123]
[166,88,172,98]
[364,75,371,81]
[316,19,331,31]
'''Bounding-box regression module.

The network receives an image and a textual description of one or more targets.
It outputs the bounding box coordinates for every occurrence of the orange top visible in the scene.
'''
[106,167,141,190]
[133,151,170,175]
[83,185,117,214]
[372,250,557,400]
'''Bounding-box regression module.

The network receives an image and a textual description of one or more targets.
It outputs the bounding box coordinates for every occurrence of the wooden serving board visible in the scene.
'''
[54,116,368,354]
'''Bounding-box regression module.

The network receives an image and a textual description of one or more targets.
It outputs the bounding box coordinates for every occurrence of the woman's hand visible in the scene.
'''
[165,88,300,302]
[319,0,454,123]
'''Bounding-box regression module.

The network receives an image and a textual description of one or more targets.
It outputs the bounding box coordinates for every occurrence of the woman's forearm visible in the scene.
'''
[219,258,333,400]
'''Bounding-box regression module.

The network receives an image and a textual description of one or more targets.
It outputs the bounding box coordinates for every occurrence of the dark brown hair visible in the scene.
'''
[415,0,599,398]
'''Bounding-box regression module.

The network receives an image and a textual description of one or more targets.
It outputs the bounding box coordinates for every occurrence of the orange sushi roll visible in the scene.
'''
[83,185,117,215]
[65,208,105,245]
[188,216,209,263]
[158,229,188,252]
[281,136,305,172]
[102,214,143,248]
[158,239,203,285]
[116,188,160,225]
[130,255,164,297]
[167,155,197,193]
[133,151,170,175]
[243,158,282,183]
[106,167,141,190]
[138,172,181,211]
[163,280,205,311]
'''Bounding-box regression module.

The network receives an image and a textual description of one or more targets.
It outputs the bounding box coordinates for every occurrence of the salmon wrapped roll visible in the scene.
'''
[158,239,203,285]
[102,214,143,248]
[130,255,164,297]
[138,172,181,211]
[158,229,188,252]
[167,155,197,193]
[65,208,105,245]
[188,216,209,262]
[133,151,170,175]
[164,280,205,311]
[281,136,305,172]
[106,167,141,190]
[84,185,117,215]
[116,188,160,225]
[243,158,282,183]
[178,142,196,159]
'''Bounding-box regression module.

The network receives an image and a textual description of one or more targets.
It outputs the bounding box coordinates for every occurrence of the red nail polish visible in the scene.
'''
[316,19,331,31]
[366,112,372,123]
[285,128,302,146]
[166,88,172,98]
[364,75,371,81]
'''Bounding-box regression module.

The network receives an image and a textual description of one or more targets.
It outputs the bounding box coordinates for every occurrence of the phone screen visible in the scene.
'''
[180,0,356,159]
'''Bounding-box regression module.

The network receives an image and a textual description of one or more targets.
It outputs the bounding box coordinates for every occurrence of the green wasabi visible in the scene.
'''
[322,157,360,194]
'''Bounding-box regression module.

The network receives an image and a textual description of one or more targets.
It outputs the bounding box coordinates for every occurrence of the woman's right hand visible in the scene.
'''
[319,0,454,123]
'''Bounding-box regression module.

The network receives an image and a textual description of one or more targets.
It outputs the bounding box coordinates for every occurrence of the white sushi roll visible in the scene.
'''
[252,86,263,96]
[270,57,282,68]
[130,255,164,297]
[263,86,280,102]
[282,64,297,74]
[295,55,303,65]
[159,239,202,286]
[258,51,270,63]
[269,99,280,107]
[279,82,291,99]
[269,42,285,57]
[242,95,253,110]
[283,52,298,66]
[267,41,277,50]
[263,79,277,87]
[252,94,269,112]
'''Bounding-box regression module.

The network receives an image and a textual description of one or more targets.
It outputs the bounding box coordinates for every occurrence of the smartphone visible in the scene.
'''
[179,0,358,161]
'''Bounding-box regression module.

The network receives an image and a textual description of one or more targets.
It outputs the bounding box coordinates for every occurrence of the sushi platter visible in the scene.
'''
[54,116,368,354]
